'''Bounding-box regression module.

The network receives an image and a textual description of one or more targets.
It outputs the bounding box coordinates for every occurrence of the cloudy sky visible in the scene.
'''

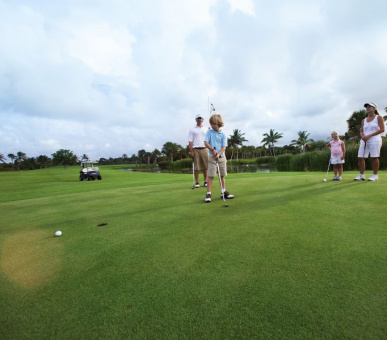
[1,0,386,160]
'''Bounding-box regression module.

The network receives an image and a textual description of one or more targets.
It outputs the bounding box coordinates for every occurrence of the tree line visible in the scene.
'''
[1,107,386,170]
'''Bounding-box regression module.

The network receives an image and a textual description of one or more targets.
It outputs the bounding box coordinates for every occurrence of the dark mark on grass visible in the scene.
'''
[97,223,108,227]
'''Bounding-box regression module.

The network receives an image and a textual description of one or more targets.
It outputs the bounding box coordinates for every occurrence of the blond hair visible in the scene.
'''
[209,114,224,127]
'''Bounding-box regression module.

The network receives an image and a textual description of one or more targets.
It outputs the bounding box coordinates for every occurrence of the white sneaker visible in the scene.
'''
[354,174,365,181]
[333,176,338,181]
[337,176,342,181]
[368,174,379,181]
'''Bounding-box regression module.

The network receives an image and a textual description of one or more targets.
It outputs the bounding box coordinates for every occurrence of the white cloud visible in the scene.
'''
[0,0,386,161]
[227,0,255,16]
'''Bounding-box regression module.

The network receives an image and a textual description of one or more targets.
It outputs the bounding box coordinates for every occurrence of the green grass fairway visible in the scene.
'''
[0,167,386,339]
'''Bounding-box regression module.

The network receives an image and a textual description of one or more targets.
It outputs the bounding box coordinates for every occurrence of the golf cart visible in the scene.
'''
[79,161,102,181]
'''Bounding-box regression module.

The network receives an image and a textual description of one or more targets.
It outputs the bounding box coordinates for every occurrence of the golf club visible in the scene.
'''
[323,158,331,182]
[362,141,366,181]
[192,161,195,189]
[216,160,228,207]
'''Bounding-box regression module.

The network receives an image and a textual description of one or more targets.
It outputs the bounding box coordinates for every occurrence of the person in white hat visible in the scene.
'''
[354,102,385,181]
[188,114,208,187]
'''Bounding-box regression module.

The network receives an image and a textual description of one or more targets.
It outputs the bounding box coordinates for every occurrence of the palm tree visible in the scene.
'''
[36,155,51,169]
[0,153,6,163]
[261,129,283,157]
[256,145,266,157]
[345,109,367,141]
[290,131,314,153]
[7,153,16,169]
[122,154,129,164]
[228,129,248,160]
[80,154,89,161]
[130,154,139,164]
[161,142,183,162]
[151,149,161,165]
[16,151,27,170]
[137,149,147,164]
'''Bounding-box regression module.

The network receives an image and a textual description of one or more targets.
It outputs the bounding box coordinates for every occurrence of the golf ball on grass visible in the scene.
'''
[55,231,62,237]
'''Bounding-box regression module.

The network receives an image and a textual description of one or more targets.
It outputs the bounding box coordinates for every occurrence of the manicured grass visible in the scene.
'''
[0,167,386,339]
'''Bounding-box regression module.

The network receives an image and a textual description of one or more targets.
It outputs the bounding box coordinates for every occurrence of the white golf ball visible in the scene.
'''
[323,179,326,182]
[55,231,62,237]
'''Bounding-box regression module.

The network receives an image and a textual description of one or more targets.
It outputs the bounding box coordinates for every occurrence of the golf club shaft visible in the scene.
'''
[325,159,331,179]
[192,161,195,189]
[216,161,227,205]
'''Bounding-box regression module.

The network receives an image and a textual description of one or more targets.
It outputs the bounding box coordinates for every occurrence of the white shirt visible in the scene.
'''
[188,125,207,148]
[363,115,382,143]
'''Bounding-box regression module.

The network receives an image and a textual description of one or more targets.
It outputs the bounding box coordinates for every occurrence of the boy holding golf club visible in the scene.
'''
[203,113,234,203]
[326,131,346,180]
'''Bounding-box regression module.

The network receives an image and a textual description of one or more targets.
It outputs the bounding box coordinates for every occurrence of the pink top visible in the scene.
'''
[330,140,343,157]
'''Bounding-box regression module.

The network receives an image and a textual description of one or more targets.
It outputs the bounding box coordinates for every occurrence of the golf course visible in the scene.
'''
[0,166,385,339]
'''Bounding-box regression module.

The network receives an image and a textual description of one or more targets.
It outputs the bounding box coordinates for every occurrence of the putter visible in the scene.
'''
[216,161,228,207]
[192,161,195,189]
[362,141,366,181]
[323,158,331,182]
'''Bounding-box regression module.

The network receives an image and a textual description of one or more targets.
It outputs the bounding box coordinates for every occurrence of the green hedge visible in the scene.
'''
[162,139,387,172]
[256,156,276,166]
[276,154,293,172]
[158,159,192,171]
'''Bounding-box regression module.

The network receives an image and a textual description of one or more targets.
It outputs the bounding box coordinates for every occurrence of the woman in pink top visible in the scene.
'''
[326,131,346,180]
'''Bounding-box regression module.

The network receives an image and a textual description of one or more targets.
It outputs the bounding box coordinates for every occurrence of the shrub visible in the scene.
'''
[380,139,387,170]
[228,159,257,165]
[171,159,192,171]
[344,144,359,171]
[276,154,292,172]
[256,156,276,166]
[158,161,171,170]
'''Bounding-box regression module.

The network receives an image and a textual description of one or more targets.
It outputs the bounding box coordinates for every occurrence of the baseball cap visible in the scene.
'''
[195,114,203,119]
[364,102,377,108]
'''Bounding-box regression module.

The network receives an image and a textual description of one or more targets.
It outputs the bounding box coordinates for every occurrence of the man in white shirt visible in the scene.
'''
[188,114,209,187]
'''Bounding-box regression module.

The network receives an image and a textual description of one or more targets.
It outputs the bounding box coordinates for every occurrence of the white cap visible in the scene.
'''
[195,114,203,119]
[364,102,377,108]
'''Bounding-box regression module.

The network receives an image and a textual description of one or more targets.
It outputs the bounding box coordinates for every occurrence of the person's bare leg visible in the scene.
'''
[358,158,365,174]
[220,176,226,192]
[371,157,379,175]
[206,177,214,193]
[203,169,208,183]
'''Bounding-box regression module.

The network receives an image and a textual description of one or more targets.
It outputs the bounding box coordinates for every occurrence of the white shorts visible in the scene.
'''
[358,141,382,158]
[330,156,345,164]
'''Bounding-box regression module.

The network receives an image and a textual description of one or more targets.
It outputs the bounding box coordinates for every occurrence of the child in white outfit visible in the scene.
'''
[326,131,346,180]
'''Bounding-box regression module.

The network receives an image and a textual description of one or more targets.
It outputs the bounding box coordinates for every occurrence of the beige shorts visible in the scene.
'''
[193,148,208,171]
[208,156,227,177]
